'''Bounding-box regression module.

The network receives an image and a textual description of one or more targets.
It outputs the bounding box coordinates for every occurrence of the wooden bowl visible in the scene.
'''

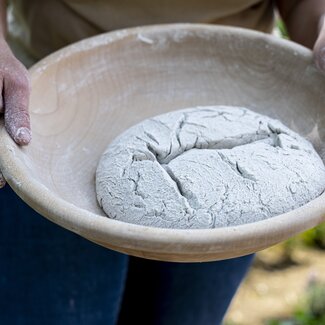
[0,24,325,262]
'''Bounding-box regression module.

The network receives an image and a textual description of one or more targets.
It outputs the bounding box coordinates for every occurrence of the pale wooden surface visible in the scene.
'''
[0,24,325,262]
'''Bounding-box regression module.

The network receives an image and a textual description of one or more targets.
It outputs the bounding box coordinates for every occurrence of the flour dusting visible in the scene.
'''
[96,106,325,229]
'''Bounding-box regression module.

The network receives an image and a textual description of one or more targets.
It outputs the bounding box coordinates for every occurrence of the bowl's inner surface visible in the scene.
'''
[21,27,325,216]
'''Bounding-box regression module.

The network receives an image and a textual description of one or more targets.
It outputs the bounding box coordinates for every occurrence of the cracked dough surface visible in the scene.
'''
[96,106,325,229]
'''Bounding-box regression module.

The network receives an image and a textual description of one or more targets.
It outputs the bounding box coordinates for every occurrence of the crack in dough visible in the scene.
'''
[96,106,325,229]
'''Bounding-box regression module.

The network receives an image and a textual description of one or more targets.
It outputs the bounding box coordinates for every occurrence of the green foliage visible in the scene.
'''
[276,19,289,39]
[306,281,325,317]
[266,320,295,325]
[273,222,325,255]
[266,281,325,325]
[267,312,325,325]
[298,223,325,249]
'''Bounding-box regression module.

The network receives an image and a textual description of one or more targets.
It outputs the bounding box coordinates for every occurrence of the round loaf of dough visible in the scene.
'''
[96,106,325,229]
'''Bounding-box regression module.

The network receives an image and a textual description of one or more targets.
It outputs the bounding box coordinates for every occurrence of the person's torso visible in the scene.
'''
[8,0,274,61]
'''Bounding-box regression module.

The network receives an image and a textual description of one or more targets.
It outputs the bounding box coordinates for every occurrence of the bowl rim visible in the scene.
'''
[1,23,325,257]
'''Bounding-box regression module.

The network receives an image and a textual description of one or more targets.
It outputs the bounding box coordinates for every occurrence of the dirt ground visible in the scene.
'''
[224,245,325,325]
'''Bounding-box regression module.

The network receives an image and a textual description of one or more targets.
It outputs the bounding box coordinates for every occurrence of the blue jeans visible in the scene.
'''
[0,186,254,325]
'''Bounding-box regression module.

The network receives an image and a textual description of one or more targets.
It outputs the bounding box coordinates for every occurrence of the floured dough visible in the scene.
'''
[96,106,325,229]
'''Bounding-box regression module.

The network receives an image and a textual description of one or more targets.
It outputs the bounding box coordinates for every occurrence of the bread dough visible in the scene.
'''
[96,106,325,229]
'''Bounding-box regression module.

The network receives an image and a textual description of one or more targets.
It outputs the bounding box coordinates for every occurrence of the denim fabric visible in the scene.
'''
[0,186,253,325]
[118,254,254,325]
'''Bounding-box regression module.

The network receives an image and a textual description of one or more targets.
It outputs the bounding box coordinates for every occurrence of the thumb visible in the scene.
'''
[0,171,6,188]
[314,14,325,73]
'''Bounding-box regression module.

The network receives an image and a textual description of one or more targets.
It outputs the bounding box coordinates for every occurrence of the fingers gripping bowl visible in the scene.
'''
[0,24,325,262]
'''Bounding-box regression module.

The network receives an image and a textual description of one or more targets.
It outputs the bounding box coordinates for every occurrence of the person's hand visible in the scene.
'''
[314,15,325,73]
[0,39,31,188]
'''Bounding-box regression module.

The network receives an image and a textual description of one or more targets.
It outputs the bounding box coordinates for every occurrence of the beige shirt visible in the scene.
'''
[9,0,274,61]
